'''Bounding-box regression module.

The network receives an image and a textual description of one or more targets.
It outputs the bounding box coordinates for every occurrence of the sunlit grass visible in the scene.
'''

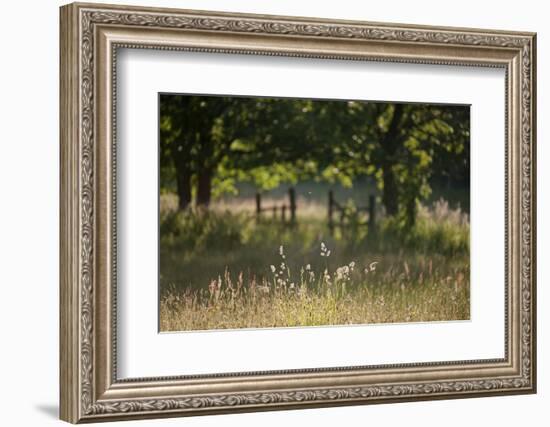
[159,195,470,331]
[160,246,470,331]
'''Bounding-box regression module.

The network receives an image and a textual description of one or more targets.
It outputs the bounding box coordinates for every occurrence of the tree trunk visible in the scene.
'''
[175,167,192,210]
[172,139,193,210]
[380,104,404,217]
[196,168,213,207]
[382,167,399,216]
[405,197,417,228]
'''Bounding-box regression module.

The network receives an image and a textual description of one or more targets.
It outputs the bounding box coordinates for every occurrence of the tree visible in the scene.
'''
[316,101,470,226]
[160,95,256,208]
[160,94,470,228]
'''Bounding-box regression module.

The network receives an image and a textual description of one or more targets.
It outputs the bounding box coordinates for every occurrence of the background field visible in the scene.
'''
[159,183,470,331]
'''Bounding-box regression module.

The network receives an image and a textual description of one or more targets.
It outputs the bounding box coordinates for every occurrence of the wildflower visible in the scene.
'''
[336,265,351,281]
[305,264,311,271]
[323,268,332,285]
[279,245,284,256]
[320,242,330,257]
[270,265,276,273]
[208,279,217,296]
[364,261,379,274]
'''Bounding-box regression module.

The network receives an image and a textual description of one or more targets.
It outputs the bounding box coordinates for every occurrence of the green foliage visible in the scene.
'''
[378,203,469,256]
[159,197,469,291]
[160,209,245,253]
[160,94,470,225]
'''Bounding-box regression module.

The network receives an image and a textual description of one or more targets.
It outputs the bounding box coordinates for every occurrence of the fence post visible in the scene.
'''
[328,190,334,235]
[256,192,261,223]
[282,205,287,222]
[288,187,296,224]
[368,194,376,231]
[273,205,277,219]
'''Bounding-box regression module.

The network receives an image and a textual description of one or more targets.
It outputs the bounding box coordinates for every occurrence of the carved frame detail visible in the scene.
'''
[60,2,536,423]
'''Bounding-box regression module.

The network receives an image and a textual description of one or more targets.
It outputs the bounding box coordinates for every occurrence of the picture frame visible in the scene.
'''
[59,2,536,423]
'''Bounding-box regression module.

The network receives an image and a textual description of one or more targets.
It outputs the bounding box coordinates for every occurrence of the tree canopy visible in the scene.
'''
[160,94,469,226]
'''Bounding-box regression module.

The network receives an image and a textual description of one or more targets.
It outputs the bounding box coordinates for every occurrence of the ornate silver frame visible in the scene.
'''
[60,2,537,423]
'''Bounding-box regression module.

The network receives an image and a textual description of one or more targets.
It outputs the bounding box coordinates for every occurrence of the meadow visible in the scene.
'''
[159,95,471,332]
[159,189,470,331]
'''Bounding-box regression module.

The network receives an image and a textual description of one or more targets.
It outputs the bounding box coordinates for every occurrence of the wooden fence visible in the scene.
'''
[328,190,376,235]
[255,188,296,224]
[255,188,376,233]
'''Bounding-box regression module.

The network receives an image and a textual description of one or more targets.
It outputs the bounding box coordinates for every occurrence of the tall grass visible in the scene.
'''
[160,242,469,331]
[159,195,470,331]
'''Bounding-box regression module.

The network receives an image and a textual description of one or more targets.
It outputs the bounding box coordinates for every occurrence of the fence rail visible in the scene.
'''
[328,190,376,235]
[255,187,376,233]
[255,188,296,224]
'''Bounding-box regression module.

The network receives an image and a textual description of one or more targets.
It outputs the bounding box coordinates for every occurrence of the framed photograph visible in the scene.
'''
[60,2,536,423]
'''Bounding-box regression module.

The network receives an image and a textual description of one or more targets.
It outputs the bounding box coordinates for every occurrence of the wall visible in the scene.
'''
[0,0,546,426]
